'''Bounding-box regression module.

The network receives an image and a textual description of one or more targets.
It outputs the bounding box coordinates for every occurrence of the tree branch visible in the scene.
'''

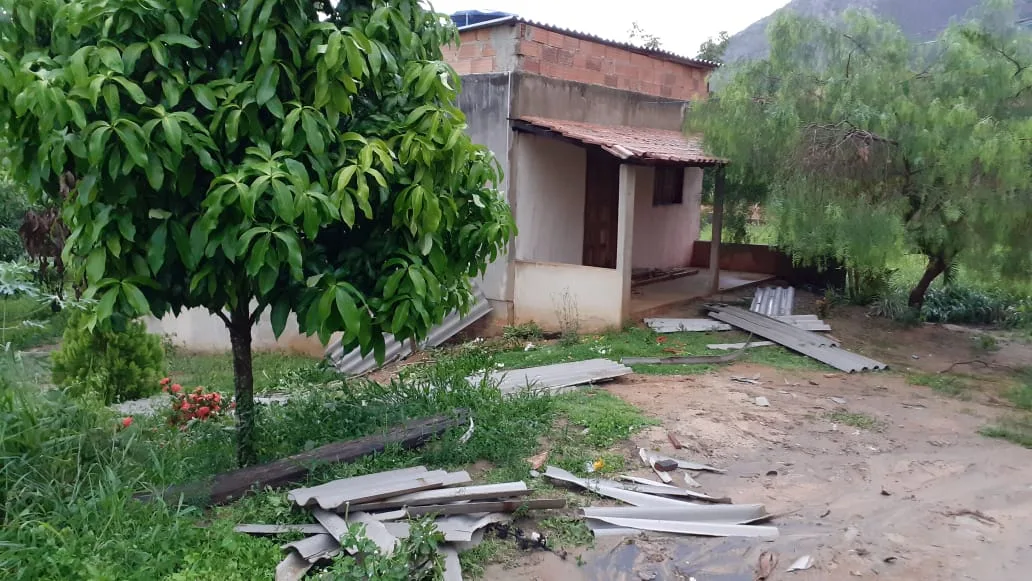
[214,309,231,327]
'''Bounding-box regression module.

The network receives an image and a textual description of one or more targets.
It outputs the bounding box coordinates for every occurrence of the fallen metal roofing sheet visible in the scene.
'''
[581,504,769,524]
[470,358,632,395]
[582,516,779,538]
[751,287,795,317]
[513,117,726,166]
[325,284,491,374]
[646,318,732,333]
[707,306,887,373]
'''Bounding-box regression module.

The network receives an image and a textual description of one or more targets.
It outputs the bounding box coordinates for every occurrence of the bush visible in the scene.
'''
[52,312,166,404]
[0,178,29,262]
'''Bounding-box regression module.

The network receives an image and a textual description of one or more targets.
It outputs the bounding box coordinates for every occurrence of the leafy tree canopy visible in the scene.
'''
[0,0,513,463]
[696,31,729,62]
[688,0,1032,306]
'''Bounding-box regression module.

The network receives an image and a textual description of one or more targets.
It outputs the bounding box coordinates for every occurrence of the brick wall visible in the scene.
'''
[442,23,712,101]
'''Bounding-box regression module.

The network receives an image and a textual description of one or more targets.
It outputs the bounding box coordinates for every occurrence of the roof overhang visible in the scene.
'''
[512,116,728,167]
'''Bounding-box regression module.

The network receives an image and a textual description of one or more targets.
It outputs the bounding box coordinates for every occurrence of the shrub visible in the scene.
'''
[52,312,165,404]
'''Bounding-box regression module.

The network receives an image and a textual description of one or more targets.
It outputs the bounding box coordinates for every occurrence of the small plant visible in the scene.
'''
[980,415,1032,448]
[51,311,165,404]
[164,379,230,427]
[552,288,580,346]
[908,373,970,399]
[827,410,883,431]
[503,322,543,343]
[973,333,999,353]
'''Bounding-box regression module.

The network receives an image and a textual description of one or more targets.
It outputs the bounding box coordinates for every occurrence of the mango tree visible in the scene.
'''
[0,0,513,464]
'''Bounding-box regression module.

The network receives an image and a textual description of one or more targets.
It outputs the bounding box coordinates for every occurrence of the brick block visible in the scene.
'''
[547,31,566,48]
[542,45,559,64]
[562,34,580,51]
[458,42,480,59]
[660,85,673,98]
[586,55,603,72]
[557,48,575,67]
[481,43,496,57]
[451,60,472,75]
[475,28,491,41]
[604,74,619,88]
[529,26,550,43]
[470,57,495,74]
[616,62,639,80]
[585,69,606,86]
[521,56,541,74]
[517,39,542,58]
[573,52,588,68]
[662,72,677,85]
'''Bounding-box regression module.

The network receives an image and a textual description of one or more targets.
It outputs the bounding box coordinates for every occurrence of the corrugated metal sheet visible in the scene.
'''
[750,287,795,317]
[513,117,726,166]
[470,358,632,395]
[646,318,732,333]
[325,285,491,374]
[707,306,886,373]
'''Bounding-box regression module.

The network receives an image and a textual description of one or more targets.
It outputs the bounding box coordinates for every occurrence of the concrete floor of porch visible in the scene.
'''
[629,270,775,320]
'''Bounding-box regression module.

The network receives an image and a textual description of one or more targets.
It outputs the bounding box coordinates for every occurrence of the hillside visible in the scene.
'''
[724,0,1032,62]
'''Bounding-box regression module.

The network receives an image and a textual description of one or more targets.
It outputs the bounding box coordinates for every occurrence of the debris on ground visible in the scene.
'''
[755,550,779,580]
[470,358,632,395]
[667,432,685,449]
[755,396,771,407]
[236,466,565,580]
[786,554,815,572]
[526,450,549,470]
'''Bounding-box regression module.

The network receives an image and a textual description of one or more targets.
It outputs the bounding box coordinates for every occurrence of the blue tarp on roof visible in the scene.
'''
[450,9,513,28]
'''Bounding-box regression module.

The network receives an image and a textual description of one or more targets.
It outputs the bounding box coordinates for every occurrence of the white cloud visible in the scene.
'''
[426,0,791,57]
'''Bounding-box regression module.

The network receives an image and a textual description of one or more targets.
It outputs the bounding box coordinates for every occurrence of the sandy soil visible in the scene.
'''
[484,308,1032,581]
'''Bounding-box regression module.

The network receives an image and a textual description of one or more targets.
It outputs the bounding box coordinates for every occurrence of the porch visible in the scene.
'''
[507,117,745,332]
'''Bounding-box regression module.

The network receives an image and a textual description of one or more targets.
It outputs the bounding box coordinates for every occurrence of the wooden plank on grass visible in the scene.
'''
[405,498,566,517]
[148,410,467,506]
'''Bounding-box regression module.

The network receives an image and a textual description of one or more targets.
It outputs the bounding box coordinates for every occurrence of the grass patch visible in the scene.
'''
[908,372,971,399]
[827,410,883,431]
[554,389,659,447]
[489,326,821,375]
[0,295,71,351]
[167,351,331,394]
[540,516,595,551]
[980,415,1032,448]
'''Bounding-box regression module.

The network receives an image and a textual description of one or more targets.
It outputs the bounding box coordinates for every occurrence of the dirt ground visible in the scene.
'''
[484,308,1032,581]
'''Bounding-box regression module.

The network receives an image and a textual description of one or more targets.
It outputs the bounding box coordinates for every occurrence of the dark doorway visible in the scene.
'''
[582,150,620,268]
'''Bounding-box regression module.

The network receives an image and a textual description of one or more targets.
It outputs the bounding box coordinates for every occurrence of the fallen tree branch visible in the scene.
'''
[939,359,1015,374]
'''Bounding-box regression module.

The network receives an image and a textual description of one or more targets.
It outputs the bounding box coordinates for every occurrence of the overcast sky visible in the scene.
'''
[427,0,792,57]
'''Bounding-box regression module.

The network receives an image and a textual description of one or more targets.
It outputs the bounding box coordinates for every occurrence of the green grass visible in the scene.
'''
[980,415,1032,448]
[1,330,658,579]
[908,372,971,399]
[490,326,823,375]
[167,350,331,394]
[827,410,883,431]
[0,295,71,351]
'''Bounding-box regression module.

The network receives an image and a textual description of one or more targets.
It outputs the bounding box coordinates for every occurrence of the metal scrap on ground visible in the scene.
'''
[238,466,565,580]
[469,358,633,395]
[707,305,887,373]
[647,315,829,333]
[751,286,795,317]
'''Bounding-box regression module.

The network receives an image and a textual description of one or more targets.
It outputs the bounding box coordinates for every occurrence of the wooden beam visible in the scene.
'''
[709,166,726,295]
[145,410,468,506]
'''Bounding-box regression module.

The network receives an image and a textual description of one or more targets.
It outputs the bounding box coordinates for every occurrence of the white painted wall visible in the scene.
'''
[145,306,328,356]
[512,133,587,264]
[631,166,703,270]
[513,260,623,333]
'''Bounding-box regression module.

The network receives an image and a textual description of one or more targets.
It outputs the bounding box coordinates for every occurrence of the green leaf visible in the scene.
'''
[270,300,290,337]
[271,180,295,221]
[260,29,276,65]
[112,77,147,104]
[255,65,279,105]
[98,47,124,74]
[193,85,217,110]
[408,268,426,296]
[149,209,173,220]
[116,124,148,168]
[258,265,277,294]
[146,153,164,189]
[122,282,151,315]
[96,288,118,322]
[86,248,106,282]
[102,83,121,116]
[301,112,325,155]
[383,269,405,299]
[88,126,110,165]
[150,41,169,67]
[335,287,360,330]
[162,117,183,155]
[392,301,411,335]
[157,33,202,48]
[226,109,241,142]
[416,63,437,96]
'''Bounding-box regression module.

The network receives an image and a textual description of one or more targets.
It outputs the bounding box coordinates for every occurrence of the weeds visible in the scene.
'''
[552,288,580,346]
[540,517,595,550]
[980,416,1032,448]
[827,410,883,430]
[908,373,971,399]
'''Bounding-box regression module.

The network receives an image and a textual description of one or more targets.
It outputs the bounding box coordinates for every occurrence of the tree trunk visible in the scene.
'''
[228,304,257,467]
[908,254,947,309]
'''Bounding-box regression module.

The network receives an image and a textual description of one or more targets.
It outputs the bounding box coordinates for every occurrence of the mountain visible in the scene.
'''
[723,0,1032,63]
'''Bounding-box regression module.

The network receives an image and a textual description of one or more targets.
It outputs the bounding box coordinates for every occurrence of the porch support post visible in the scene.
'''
[616,163,636,323]
[708,166,726,295]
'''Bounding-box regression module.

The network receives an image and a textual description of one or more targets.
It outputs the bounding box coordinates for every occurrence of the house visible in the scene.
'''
[440,14,762,334]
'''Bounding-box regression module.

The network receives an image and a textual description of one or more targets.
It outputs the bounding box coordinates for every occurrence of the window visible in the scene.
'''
[653,166,684,206]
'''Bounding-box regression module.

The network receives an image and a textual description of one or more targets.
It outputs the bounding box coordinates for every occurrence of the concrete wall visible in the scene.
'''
[511,132,586,264]
[456,74,515,323]
[632,166,703,270]
[443,22,713,101]
[513,261,624,332]
[510,73,686,131]
[145,307,327,356]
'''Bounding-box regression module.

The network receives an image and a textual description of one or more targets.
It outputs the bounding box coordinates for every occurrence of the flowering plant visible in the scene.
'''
[161,377,231,427]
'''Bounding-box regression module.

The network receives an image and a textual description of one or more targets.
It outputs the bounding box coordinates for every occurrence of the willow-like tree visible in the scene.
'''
[0,0,513,464]
[689,0,1032,308]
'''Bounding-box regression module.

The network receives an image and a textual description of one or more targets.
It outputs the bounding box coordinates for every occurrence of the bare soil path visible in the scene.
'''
[486,316,1032,581]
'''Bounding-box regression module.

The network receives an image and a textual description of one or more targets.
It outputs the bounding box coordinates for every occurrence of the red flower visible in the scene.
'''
[171,384,182,394]
[121,417,133,428]
[212,393,222,403]
[197,406,211,418]
[181,402,191,411]
[656,336,667,344]
[160,377,171,386]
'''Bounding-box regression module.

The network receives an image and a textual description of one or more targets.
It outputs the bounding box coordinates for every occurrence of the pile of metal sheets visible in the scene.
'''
[470,358,633,395]
[236,466,564,581]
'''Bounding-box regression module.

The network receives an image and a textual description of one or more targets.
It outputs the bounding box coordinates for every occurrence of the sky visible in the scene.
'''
[427,0,793,57]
